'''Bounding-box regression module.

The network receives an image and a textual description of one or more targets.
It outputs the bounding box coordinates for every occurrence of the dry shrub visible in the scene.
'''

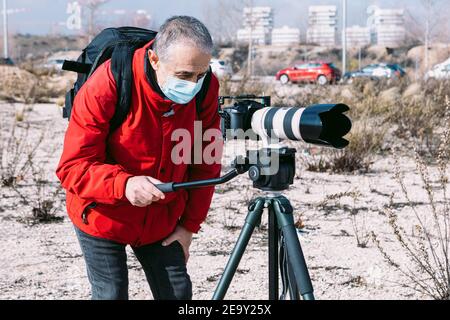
[31,79,67,103]
[391,98,435,138]
[1,63,71,104]
[389,94,449,160]
[317,190,370,248]
[0,109,64,225]
[219,75,273,97]
[20,61,59,78]
[350,78,406,96]
[372,105,450,300]
[0,66,38,103]
[423,80,450,117]
[304,120,386,173]
[0,119,43,187]
[350,94,391,119]
[340,79,448,162]
[14,162,64,226]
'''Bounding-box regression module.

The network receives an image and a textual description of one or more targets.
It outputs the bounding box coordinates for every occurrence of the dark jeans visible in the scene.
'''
[74,227,192,300]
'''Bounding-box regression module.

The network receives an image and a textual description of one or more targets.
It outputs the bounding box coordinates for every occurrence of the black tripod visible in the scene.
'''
[157,147,315,300]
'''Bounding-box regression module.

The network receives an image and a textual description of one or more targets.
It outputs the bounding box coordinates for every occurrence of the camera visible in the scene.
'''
[219,95,352,149]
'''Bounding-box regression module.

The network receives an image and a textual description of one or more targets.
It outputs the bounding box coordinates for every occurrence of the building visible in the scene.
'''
[237,6,274,45]
[237,28,270,46]
[306,5,337,47]
[367,6,406,47]
[346,25,370,47]
[272,26,300,46]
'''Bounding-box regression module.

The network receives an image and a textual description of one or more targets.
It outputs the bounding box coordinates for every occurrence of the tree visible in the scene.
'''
[78,0,110,41]
[202,0,243,44]
[405,0,449,73]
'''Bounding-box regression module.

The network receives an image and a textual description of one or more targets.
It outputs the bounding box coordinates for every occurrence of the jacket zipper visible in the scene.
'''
[82,202,97,225]
[137,115,167,244]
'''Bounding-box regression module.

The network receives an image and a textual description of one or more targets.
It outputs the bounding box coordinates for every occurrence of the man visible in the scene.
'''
[56,16,222,300]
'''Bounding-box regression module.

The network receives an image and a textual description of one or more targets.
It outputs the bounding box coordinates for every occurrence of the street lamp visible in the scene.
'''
[2,0,8,59]
[342,0,347,76]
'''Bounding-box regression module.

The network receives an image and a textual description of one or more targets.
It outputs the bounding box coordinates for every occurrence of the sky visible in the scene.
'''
[0,0,437,35]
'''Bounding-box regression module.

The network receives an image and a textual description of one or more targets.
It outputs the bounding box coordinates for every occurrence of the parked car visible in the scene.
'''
[39,58,65,72]
[210,59,233,79]
[344,63,405,83]
[0,57,15,66]
[276,62,341,85]
[425,59,450,80]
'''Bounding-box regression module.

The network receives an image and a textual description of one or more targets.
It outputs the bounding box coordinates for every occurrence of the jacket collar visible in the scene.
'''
[133,40,175,113]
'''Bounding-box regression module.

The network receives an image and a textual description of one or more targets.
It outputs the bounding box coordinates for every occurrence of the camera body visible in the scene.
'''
[219,95,271,141]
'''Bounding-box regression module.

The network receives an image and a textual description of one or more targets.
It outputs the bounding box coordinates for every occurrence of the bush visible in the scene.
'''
[372,105,450,300]
[14,163,64,226]
[0,119,43,187]
[304,120,386,173]
[0,111,64,225]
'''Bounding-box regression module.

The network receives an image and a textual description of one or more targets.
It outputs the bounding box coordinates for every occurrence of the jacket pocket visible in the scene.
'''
[81,202,97,225]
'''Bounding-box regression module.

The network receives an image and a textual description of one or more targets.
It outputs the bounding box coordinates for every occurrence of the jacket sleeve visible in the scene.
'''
[56,61,134,205]
[180,74,223,233]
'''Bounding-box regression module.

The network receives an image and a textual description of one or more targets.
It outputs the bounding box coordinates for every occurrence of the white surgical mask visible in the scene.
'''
[161,74,206,105]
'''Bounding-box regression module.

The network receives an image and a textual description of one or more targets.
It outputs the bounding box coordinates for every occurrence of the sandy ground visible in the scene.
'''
[0,101,447,300]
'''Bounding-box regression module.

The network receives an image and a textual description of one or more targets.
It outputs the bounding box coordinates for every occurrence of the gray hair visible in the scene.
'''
[153,16,213,62]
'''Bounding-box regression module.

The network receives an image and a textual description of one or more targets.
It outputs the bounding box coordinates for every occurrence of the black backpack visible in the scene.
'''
[62,26,211,132]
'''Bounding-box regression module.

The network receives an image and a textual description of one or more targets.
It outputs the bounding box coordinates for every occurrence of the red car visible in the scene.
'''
[276,62,341,85]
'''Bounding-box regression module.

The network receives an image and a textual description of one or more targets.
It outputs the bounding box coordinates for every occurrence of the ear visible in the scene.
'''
[148,49,160,71]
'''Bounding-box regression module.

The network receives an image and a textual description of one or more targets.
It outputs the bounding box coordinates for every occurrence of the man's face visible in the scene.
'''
[148,44,211,88]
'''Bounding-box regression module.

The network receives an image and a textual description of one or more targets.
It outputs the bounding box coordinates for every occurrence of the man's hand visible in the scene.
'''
[162,225,193,263]
[125,176,165,207]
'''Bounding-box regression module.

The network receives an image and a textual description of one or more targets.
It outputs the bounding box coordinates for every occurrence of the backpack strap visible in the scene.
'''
[62,60,92,74]
[195,67,213,119]
[109,42,136,133]
[63,50,92,74]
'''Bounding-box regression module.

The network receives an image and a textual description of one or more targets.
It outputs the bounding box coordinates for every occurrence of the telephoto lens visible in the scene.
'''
[250,104,352,149]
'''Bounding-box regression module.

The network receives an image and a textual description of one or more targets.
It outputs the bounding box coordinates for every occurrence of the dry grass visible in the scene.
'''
[14,163,64,226]
[303,120,386,174]
[0,118,43,187]
[316,190,370,248]
[0,109,64,225]
[372,102,450,300]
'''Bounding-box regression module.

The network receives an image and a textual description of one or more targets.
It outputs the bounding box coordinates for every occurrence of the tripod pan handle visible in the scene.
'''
[156,183,175,193]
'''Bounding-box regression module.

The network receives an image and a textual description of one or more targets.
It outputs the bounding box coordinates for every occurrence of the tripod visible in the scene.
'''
[157,147,315,300]
[212,194,314,300]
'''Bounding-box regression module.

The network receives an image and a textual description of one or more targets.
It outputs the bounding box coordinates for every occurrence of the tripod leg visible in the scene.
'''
[268,205,279,300]
[273,197,315,300]
[212,197,266,300]
[280,234,300,300]
[287,253,301,300]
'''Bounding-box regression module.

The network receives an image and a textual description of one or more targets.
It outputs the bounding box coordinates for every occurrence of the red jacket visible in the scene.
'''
[56,41,222,247]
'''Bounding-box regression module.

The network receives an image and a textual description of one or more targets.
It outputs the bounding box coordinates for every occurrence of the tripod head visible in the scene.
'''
[246,148,296,192]
[157,147,296,193]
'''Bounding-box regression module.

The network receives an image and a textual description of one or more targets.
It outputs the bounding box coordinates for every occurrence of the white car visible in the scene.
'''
[210,59,233,79]
[426,60,450,80]
[40,58,65,72]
